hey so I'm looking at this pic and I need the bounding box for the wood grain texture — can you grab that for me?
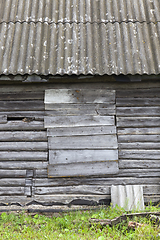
[45,115,115,128]
[119,150,160,159]
[48,135,118,149]
[118,135,160,142]
[35,177,160,187]
[0,121,44,130]
[0,101,44,111]
[119,160,160,169]
[119,142,160,149]
[45,89,115,104]
[45,103,115,110]
[48,161,119,177]
[35,169,160,178]
[49,150,118,164]
[34,185,110,195]
[0,142,47,151]
[47,126,116,137]
[117,169,160,178]
[0,161,48,169]
[117,107,160,116]
[45,108,115,116]
[0,131,47,141]
[0,92,44,100]
[118,127,160,135]
[116,98,160,106]
[117,117,160,127]
[33,185,160,196]
[0,170,26,178]
[2,111,45,119]
[0,151,47,161]
[0,179,25,186]
[33,194,110,204]
[116,89,160,98]
[0,187,24,196]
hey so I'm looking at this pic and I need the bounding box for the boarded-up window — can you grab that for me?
[44,89,118,177]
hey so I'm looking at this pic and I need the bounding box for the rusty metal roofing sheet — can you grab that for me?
[0,0,160,24]
[0,21,160,75]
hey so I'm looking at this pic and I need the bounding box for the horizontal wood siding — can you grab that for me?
[116,87,160,205]
[0,86,47,201]
[0,82,160,205]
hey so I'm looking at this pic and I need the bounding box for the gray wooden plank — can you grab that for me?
[49,150,118,164]
[0,92,44,100]
[119,160,160,169]
[0,187,24,196]
[45,103,115,110]
[119,150,160,159]
[2,111,45,118]
[117,107,160,116]
[0,170,26,178]
[116,89,160,98]
[47,126,116,137]
[118,134,160,142]
[0,131,47,141]
[143,185,160,195]
[45,89,115,104]
[33,185,160,197]
[0,161,48,169]
[119,142,160,149]
[0,196,28,203]
[48,135,118,149]
[35,177,160,187]
[0,152,47,161]
[35,169,48,178]
[45,108,115,116]
[0,115,7,123]
[48,161,119,177]
[33,194,110,204]
[34,185,110,195]
[0,101,44,111]
[118,127,160,135]
[117,169,160,177]
[0,142,47,151]
[35,168,160,178]
[0,179,25,186]
[116,98,160,106]
[0,121,44,130]
[45,115,115,128]
[117,117,160,127]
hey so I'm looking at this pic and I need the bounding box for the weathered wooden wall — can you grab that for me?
[0,79,160,205]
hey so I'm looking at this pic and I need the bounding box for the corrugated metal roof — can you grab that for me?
[0,0,160,76]
[1,0,160,23]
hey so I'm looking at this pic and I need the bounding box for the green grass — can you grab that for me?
[0,204,160,240]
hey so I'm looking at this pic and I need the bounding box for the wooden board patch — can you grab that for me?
[48,161,119,177]
[49,150,118,164]
[48,135,118,149]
